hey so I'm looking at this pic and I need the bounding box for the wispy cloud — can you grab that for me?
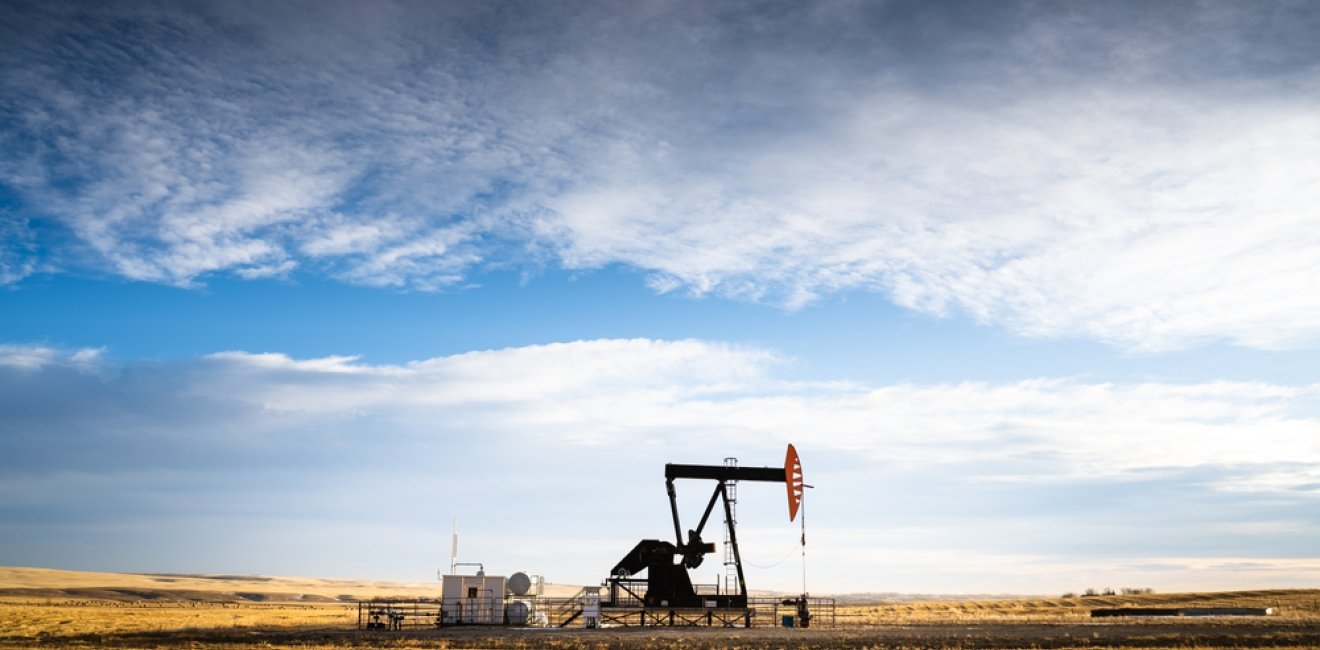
[187,345,1320,487]
[1,339,1316,587]
[0,216,37,285]
[0,343,102,370]
[6,342,1316,485]
[3,2,1319,351]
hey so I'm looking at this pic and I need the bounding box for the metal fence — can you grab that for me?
[357,594,835,630]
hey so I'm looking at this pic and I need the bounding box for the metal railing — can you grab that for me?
[357,593,836,630]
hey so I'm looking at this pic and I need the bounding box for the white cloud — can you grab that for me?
[206,351,372,375]
[200,340,780,428]
[2,338,1318,589]
[538,89,1320,352]
[0,343,103,371]
[87,341,1320,489]
[0,216,38,284]
[4,2,1320,349]
[0,344,59,369]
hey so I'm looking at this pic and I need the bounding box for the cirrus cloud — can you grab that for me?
[3,1,1319,351]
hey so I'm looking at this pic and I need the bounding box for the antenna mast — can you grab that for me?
[449,518,459,575]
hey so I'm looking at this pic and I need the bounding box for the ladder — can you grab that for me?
[723,457,739,595]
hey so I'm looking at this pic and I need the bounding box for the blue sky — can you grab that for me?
[2,0,1319,595]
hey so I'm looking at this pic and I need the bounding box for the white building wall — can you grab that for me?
[441,574,506,624]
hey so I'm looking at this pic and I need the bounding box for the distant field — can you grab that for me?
[0,566,583,603]
[0,566,441,603]
[3,567,1319,649]
[847,588,1320,623]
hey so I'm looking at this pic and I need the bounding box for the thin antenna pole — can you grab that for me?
[450,518,459,575]
[800,484,813,597]
[800,488,806,596]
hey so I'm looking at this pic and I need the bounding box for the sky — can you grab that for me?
[2,0,1319,596]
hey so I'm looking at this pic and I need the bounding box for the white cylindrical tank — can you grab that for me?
[508,572,532,596]
[506,600,530,625]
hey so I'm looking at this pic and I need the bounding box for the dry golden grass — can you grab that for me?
[842,588,1320,623]
[4,598,1320,650]
[0,566,585,603]
[3,567,1319,649]
[0,566,440,602]
[0,600,354,638]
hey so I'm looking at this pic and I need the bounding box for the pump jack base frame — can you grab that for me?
[600,606,754,628]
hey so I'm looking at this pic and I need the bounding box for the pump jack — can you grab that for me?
[606,445,805,609]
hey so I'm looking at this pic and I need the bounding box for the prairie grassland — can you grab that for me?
[0,566,440,602]
[4,598,1320,650]
[3,567,1319,649]
[843,588,1320,623]
[0,599,354,638]
[5,594,1320,650]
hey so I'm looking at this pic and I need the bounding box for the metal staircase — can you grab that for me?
[553,586,589,627]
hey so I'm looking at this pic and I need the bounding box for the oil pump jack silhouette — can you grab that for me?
[605,444,806,609]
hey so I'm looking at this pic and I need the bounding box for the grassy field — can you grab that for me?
[0,566,441,603]
[2,567,1318,649]
[846,588,1320,623]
